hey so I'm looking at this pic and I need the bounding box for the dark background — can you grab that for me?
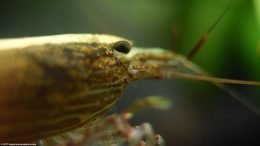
[0,0,260,145]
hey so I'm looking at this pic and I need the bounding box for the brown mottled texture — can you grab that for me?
[0,42,130,141]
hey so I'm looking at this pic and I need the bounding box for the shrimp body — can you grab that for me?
[0,34,132,141]
[0,34,259,142]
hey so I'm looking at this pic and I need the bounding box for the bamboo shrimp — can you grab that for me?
[0,34,259,145]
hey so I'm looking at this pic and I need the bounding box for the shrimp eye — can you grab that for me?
[112,41,131,54]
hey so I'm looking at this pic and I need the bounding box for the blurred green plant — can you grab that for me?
[254,0,260,27]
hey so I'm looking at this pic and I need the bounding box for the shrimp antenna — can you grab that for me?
[187,0,231,60]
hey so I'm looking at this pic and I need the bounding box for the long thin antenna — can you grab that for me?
[165,71,260,116]
[187,0,231,60]
[165,72,260,86]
